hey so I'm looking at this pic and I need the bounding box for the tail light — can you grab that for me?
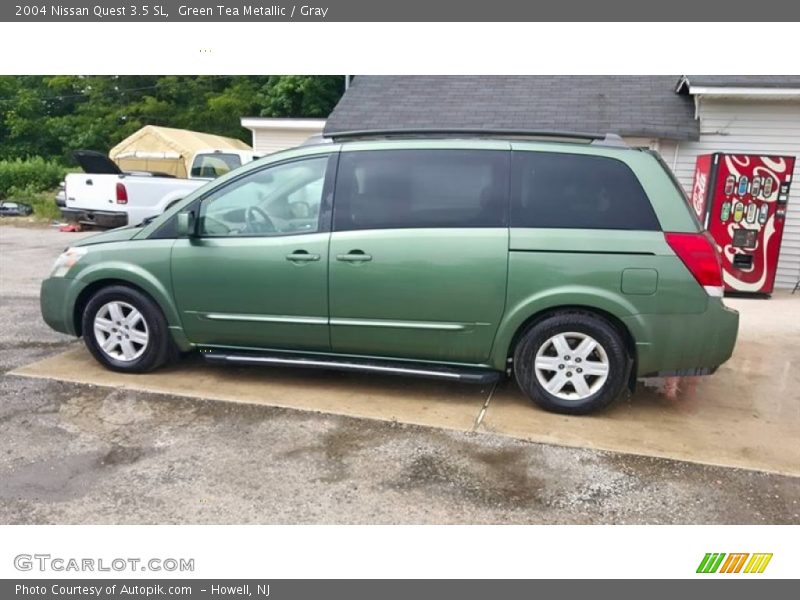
[115,182,128,204]
[665,231,724,297]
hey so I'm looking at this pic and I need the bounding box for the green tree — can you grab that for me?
[259,75,346,118]
[0,75,345,164]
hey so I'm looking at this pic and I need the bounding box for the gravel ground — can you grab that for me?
[1,224,798,524]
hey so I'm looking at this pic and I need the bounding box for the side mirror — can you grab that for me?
[176,211,196,237]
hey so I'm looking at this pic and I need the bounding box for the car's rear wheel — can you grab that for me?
[82,285,175,373]
[513,311,630,414]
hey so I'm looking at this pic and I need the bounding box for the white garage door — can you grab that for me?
[658,98,800,290]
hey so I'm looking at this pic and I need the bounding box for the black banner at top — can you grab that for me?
[4,0,800,21]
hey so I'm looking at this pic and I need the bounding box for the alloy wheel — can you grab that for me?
[533,331,610,401]
[93,301,149,362]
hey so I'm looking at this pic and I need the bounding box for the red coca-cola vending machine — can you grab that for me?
[690,153,795,295]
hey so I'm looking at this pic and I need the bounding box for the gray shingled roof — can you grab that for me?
[677,75,800,91]
[324,76,699,141]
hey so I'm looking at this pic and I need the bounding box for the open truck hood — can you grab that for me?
[73,150,123,175]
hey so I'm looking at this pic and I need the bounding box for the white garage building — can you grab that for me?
[324,76,800,289]
[240,117,326,155]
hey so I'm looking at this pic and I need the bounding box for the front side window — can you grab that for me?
[511,151,660,230]
[333,149,509,231]
[198,156,328,237]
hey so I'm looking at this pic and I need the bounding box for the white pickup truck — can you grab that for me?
[62,149,258,228]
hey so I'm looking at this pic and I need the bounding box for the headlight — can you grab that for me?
[50,247,88,277]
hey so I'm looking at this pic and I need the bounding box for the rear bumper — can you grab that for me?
[60,207,127,228]
[625,298,739,377]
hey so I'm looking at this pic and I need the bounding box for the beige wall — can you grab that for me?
[250,128,324,155]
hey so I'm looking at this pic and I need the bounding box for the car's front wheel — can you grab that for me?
[81,285,175,373]
[513,311,630,414]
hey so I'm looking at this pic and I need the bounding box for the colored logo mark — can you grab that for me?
[745,203,757,224]
[751,177,762,197]
[758,203,769,224]
[737,175,749,196]
[696,553,773,574]
[724,175,736,196]
[733,202,745,222]
[720,202,731,222]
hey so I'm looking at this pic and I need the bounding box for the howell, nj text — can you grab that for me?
[209,584,271,596]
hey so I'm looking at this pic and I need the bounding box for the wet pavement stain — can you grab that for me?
[100,444,147,467]
[389,442,545,509]
[280,423,387,484]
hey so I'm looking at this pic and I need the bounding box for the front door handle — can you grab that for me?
[336,250,372,262]
[286,250,320,262]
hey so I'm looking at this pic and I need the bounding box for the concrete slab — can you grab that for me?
[10,348,491,433]
[482,293,800,476]
[9,293,799,477]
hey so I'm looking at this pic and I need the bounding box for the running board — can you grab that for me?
[202,351,501,384]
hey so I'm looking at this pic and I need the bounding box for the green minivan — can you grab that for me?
[41,132,739,414]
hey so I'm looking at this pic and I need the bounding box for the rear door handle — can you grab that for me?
[286,251,320,262]
[336,250,372,262]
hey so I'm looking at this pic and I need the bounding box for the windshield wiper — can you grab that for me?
[137,215,158,227]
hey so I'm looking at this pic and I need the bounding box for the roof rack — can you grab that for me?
[328,128,628,147]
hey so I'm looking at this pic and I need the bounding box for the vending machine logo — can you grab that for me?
[691,170,707,217]
[696,552,773,574]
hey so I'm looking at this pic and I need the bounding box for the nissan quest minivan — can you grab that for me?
[40,131,739,414]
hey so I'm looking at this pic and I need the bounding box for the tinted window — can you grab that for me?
[333,149,509,231]
[511,151,660,230]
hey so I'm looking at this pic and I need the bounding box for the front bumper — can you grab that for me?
[625,298,740,377]
[61,207,127,229]
[40,277,88,336]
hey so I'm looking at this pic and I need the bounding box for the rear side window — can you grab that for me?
[333,149,509,231]
[191,153,243,178]
[511,151,660,230]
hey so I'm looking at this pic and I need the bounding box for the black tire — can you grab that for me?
[513,311,630,415]
[81,285,176,373]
